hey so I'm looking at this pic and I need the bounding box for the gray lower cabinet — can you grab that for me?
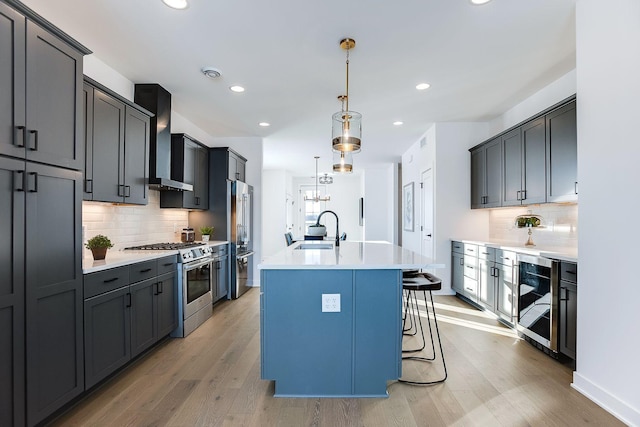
[451,241,517,326]
[83,79,151,205]
[213,254,229,303]
[83,256,178,389]
[559,261,578,360]
[495,250,517,325]
[1,159,83,427]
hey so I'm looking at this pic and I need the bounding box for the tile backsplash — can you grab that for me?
[489,203,577,249]
[83,191,189,250]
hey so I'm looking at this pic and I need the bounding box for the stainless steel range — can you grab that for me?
[125,242,214,337]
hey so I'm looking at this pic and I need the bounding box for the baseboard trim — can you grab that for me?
[572,372,640,426]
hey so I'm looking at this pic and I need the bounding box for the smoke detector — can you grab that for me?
[201,67,222,79]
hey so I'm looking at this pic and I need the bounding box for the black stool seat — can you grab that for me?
[402,272,442,292]
[399,271,447,386]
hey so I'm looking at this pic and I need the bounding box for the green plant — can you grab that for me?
[85,234,114,250]
[200,226,214,236]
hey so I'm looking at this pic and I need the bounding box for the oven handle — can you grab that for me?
[183,257,214,272]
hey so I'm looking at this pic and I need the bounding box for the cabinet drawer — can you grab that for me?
[157,255,178,275]
[84,266,129,299]
[496,249,516,266]
[463,276,478,297]
[478,246,496,261]
[129,260,157,284]
[463,256,478,280]
[463,243,478,257]
[560,262,578,283]
[451,241,464,254]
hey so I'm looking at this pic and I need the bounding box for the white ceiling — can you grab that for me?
[22,0,576,177]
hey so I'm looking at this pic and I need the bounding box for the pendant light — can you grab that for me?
[332,38,362,153]
[333,150,353,173]
[304,156,331,202]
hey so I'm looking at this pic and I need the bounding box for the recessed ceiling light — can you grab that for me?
[470,0,492,4]
[393,121,403,126]
[416,83,431,91]
[201,67,221,79]
[229,85,245,93]
[259,122,270,127]
[162,0,188,10]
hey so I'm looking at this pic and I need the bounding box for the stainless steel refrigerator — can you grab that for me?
[189,149,253,300]
[230,181,253,299]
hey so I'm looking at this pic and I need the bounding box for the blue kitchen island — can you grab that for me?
[258,241,443,397]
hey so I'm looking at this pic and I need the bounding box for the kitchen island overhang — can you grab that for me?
[258,241,444,398]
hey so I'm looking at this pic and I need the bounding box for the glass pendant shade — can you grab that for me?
[333,151,353,173]
[332,110,362,153]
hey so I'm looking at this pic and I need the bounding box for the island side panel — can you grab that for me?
[261,269,354,397]
[353,269,402,395]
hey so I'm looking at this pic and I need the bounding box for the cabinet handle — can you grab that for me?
[574,182,578,195]
[139,268,152,273]
[163,262,174,267]
[126,292,132,308]
[466,248,474,252]
[28,172,38,193]
[521,189,527,200]
[465,287,474,292]
[195,196,200,205]
[84,179,93,193]
[15,126,26,147]
[103,277,119,283]
[459,258,464,266]
[158,282,163,294]
[14,171,25,191]
[564,270,576,275]
[118,185,125,197]
[466,265,474,269]
[235,172,240,180]
[124,185,131,197]
[516,190,521,200]
[28,130,38,151]
[154,283,159,296]
[560,287,569,301]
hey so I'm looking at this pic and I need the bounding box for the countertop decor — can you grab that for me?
[514,213,544,246]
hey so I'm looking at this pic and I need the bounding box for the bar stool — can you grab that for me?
[399,271,448,385]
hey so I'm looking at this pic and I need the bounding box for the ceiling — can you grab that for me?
[22,0,576,177]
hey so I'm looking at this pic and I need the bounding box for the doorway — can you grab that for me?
[420,168,434,260]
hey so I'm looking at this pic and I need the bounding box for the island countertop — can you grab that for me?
[258,240,445,270]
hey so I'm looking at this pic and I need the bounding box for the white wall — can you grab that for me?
[262,169,288,257]
[401,123,490,292]
[363,165,395,242]
[573,1,640,425]
[488,69,577,135]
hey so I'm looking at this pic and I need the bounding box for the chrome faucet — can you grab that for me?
[316,210,340,247]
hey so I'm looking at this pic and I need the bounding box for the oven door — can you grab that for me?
[183,257,213,319]
[517,254,558,351]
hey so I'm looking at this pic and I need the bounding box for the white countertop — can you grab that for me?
[451,238,578,263]
[259,241,445,270]
[83,240,229,274]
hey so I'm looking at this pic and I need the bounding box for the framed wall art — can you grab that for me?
[403,182,414,232]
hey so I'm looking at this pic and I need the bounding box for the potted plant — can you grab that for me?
[85,234,114,260]
[200,226,214,242]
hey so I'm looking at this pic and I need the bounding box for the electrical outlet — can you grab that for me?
[322,293,340,313]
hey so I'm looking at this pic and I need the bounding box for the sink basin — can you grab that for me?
[295,243,334,250]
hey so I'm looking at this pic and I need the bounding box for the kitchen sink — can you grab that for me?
[295,243,334,250]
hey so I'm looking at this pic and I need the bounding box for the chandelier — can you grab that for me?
[332,38,362,154]
[304,156,331,202]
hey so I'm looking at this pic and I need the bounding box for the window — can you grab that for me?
[299,184,328,233]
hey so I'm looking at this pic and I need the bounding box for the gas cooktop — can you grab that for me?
[124,242,205,251]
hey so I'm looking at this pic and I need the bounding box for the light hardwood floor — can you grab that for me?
[49,289,623,426]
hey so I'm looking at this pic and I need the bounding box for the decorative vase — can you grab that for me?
[91,247,108,260]
[202,235,210,242]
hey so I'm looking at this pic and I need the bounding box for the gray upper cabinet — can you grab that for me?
[0,4,26,160]
[546,101,577,203]
[83,79,151,205]
[1,5,84,170]
[160,133,209,209]
[225,149,247,182]
[471,97,575,209]
[471,137,501,209]
[502,122,546,207]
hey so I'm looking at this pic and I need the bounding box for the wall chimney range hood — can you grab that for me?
[134,83,193,191]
